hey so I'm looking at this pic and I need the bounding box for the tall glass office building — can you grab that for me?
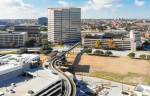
[48,8,81,44]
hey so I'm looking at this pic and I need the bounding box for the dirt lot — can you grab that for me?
[67,53,150,85]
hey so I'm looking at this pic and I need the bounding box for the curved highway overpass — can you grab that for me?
[49,43,80,96]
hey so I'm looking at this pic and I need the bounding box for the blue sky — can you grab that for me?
[0,0,150,19]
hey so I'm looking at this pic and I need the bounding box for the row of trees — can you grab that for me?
[40,40,53,55]
[25,39,36,47]
[93,50,113,56]
[95,40,117,50]
[128,52,150,60]
[84,48,113,56]
[139,54,150,60]
[17,40,53,55]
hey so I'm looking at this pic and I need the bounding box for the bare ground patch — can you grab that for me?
[67,53,150,85]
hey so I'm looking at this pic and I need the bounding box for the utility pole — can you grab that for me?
[122,78,124,96]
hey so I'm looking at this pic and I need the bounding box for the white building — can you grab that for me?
[0,54,40,81]
[0,31,28,47]
[130,30,142,51]
[82,30,142,51]
[82,37,131,50]
[48,8,81,44]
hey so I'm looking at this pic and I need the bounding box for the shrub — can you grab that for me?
[40,45,53,55]
[105,51,113,56]
[93,50,104,56]
[42,50,52,55]
[84,48,92,54]
[128,52,135,58]
[17,48,28,54]
[140,54,146,60]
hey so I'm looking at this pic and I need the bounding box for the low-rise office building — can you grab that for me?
[82,37,131,50]
[14,25,40,41]
[82,30,142,50]
[0,31,28,47]
[0,54,40,82]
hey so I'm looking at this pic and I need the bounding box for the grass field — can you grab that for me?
[0,51,17,55]
[52,45,64,48]
[67,53,150,85]
[85,71,150,85]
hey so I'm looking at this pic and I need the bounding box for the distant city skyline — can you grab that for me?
[0,0,150,19]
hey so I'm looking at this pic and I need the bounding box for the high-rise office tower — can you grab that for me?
[48,8,81,44]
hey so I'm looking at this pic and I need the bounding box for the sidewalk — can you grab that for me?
[76,75,134,96]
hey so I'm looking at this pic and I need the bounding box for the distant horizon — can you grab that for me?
[0,18,150,20]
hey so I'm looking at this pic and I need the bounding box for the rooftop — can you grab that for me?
[0,54,39,75]
[0,68,61,96]
[48,7,81,10]
[14,24,40,27]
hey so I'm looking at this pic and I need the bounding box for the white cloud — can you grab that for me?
[82,0,122,11]
[0,0,40,19]
[58,0,70,7]
[134,0,145,6]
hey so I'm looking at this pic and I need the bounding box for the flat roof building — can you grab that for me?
[0,54,63,96]
[0,68,62,96]
[82,30,142,50]
[14,25,40,41]
[82,37,131,50]
[0,31,28,47]
[48,8,81,44]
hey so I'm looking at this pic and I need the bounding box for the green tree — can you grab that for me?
[128,52,135,58]
[40,44,53,55]
[95,40,102,49]
[17,48,28,54]
[97,26,106,32]
[84,48,92,54]
[40,27,48,31]
[25,39,36,47]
